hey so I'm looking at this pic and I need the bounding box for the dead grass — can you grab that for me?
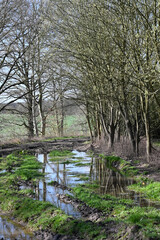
[93,137,160,167]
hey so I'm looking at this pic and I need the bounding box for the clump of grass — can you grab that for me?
[0,152,43,187]
[76,176,89,181]
[73,185,133,212]
[75,162,91,167]
[153,141,160,147]
[48,150,75,162]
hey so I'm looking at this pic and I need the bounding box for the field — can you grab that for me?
[0,113,89,141]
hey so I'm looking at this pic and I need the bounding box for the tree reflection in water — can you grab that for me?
[0,216,33,240]
[89,157,134,196]
[35,151,159,214]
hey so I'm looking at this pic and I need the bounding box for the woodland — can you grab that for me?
[0,1,160,239]
[1,0,160,160]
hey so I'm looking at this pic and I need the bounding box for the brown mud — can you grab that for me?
[0,137,90,156]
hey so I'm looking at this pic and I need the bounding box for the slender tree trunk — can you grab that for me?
[140,90,151,162]
[28,98,34,138]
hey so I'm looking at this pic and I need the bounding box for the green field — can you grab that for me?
[0,113,89,141]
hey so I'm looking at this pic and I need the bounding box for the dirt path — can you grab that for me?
[0,137,90,156]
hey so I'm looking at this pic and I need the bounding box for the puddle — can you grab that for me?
[36,150,160,212]
[0,215,34,240]
[35,150,92,218]
[0,150,160,238]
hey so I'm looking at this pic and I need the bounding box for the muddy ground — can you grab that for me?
[0,137,90,156]
[0,137,159,240]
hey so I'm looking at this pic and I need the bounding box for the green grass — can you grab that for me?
[0,113,89,141]
[0,113,27,139]
[128,181,160,202]
[0,188,107,239]
[0,152,44,186]
[153,141,160,147]
[48,150,76,162]
[72,184,160,238]
[74,162,91,167]
[75,176,90,181]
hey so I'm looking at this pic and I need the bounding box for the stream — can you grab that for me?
[1,150,160,239]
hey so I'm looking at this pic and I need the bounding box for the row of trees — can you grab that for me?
[48,0,160,161]
[0,0,68,137]
[0,0,160,161]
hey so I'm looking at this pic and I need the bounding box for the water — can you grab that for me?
[1,149,160,238]
[35,150,92,218]
[36,150,160,211]
[0,215,34,240]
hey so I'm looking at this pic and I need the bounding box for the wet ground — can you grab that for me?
[35,150,160,212]
[1,149,160,239]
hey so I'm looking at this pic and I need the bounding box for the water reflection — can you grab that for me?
[35,150,160,217]
[0,216,34,240]
[35,151,84,218]
[93,157,134,195]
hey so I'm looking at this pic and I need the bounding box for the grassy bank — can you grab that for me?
[72,184,160,239]
[128,179,160,202]
[0,192,107,240]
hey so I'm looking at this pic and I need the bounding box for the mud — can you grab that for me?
[0,137,90,156]
[56,194,106,221]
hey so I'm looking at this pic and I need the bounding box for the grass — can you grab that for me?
[0,187,107,239]
[74,162,91,167]
[1,150,160,239]
[75,176,90,181]
[0,151,107,239]
[43,136,87,141]
[153,141,160,147]
[72,184,160,239]
[0,113,89,141]
[128,180,160,202]
[0,152,44,188]
[48,150,76,162]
